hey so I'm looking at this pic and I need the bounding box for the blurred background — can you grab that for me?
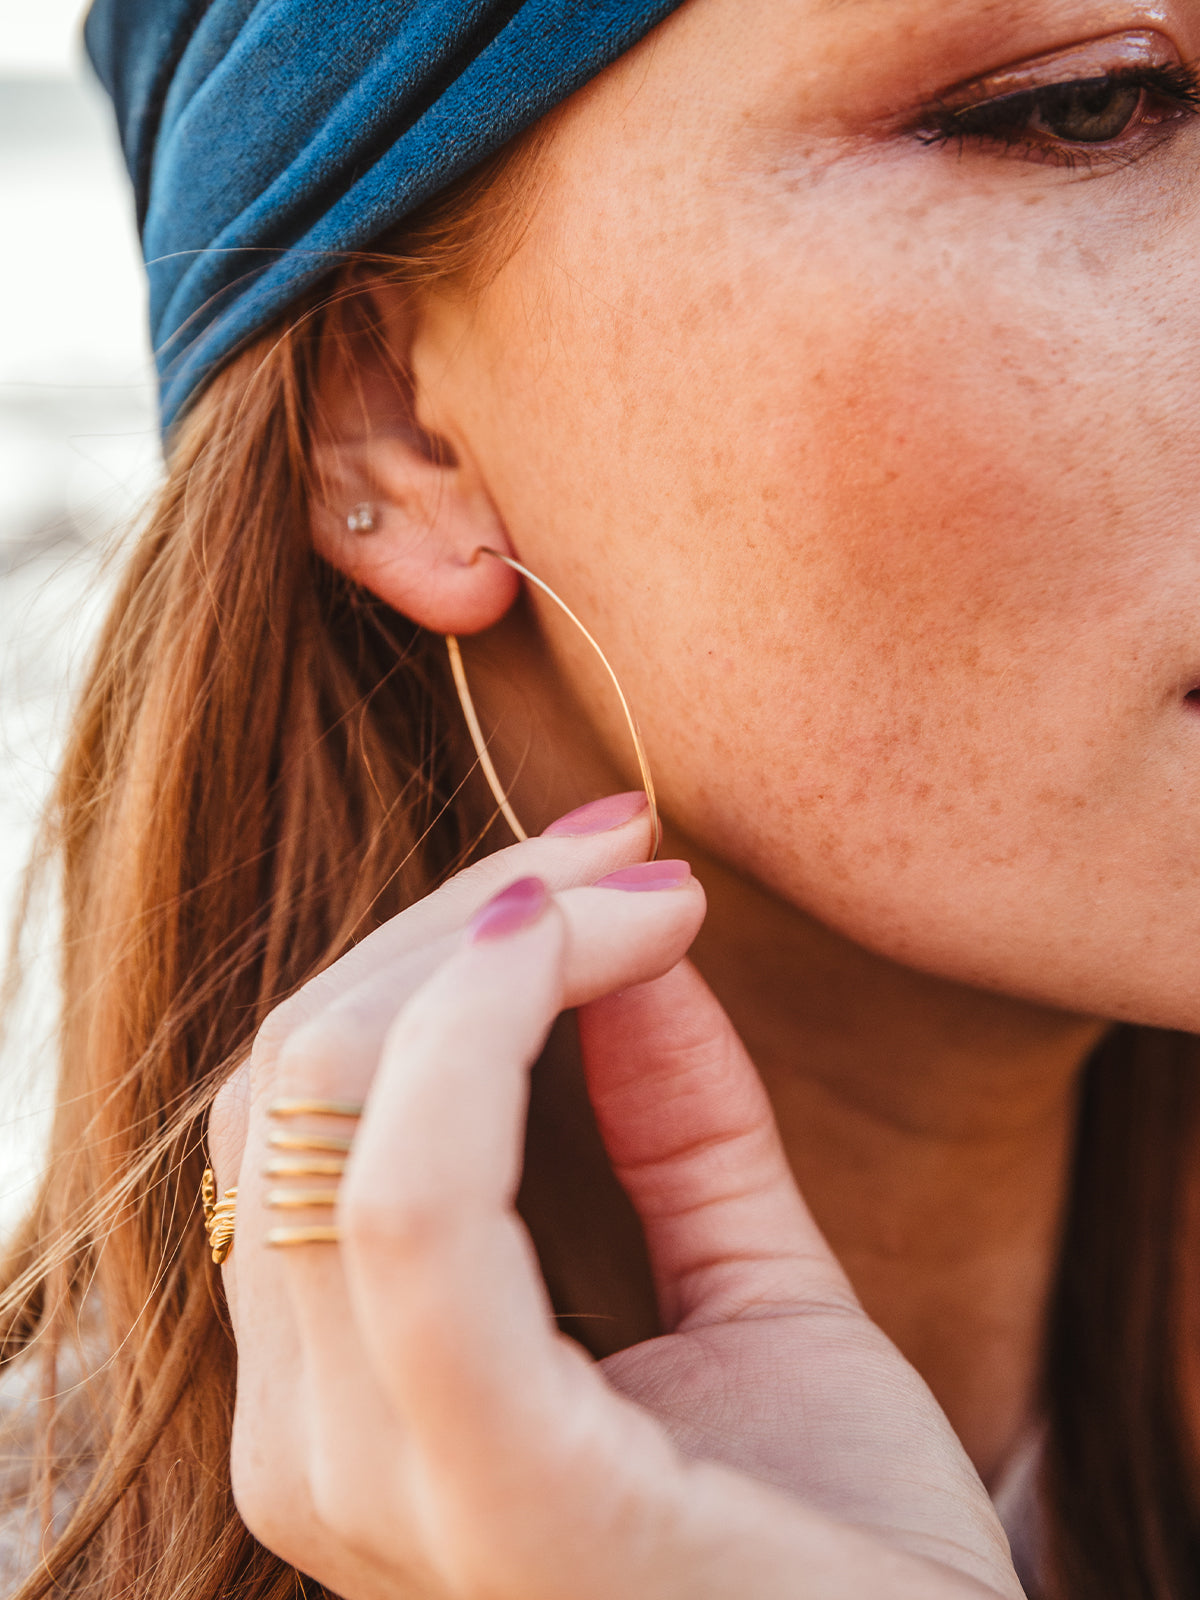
[0,0,159,1228]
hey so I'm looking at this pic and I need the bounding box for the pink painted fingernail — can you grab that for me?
[542,791,648,837]
[468,877,550,942]
[593,859,692,892]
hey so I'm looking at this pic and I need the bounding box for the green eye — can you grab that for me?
[1028,78,1143,143]
[922,61,1200,160]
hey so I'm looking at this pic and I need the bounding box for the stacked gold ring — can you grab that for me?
[264,1098,363,1248]
[201,1099,363,1260]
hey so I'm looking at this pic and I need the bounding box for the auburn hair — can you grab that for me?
[2,128,1200,1600]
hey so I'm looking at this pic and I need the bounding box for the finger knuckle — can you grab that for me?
[252,993,312,1071]
[273,1010,361,1102]
[229,1433,310,1561]
[208,1064,251,1161]
[306,1460,447,1595]
[305,1456,399,1566]
[306,1456,368,1545]
[340,1182,454,1265]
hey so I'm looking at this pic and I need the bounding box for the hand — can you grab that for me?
[584,964,1019,1577]
[210,806,1024,1600]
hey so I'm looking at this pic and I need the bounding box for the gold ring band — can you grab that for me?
[267,1099,363,1119]
[265,1156,347,1178]
[266,1225,341,1248]
[265,1188,340,1209]
[253,1104,360,1250]
[268,1131,353,1154]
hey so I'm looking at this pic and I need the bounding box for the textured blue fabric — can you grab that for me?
[84,0,686,432]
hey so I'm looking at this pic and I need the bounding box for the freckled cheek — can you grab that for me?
[469,233,1171,831]
[696,299,1154,769]
[783,332,1093,628]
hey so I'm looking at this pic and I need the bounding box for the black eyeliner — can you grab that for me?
[918,59,1200,149]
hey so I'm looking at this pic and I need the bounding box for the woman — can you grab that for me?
[2,0,1199,1594]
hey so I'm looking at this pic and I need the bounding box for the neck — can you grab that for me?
[465,624,1106,1480]
[682,839,1105,1484]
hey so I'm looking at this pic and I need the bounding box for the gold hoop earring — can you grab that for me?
[445,549,660,859]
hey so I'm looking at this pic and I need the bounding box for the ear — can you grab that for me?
[309,280,519,635]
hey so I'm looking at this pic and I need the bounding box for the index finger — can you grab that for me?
[260,791,654,1042]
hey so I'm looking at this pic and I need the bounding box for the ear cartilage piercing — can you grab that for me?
[346,502,377,533]
[446,548,660,859]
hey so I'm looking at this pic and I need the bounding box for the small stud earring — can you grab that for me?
[346,503,377,533]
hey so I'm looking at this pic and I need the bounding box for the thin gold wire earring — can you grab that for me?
[445,548,661,859]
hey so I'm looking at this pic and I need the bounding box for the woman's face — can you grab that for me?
[416,0,1200,1030]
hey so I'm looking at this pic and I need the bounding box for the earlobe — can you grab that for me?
[307,284,520,636]
[312,445,519,636]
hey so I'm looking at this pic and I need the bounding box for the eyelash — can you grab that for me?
[918,61,1200,168]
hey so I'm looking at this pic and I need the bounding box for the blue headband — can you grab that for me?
[84,0,686,433]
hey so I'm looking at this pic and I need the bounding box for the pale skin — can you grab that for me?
[211,0,1200,1591]
[212,834,1024,1598]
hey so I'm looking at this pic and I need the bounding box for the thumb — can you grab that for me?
[577,960,858,1332]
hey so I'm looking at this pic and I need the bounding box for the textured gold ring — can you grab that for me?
[202,1167,237,1265]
